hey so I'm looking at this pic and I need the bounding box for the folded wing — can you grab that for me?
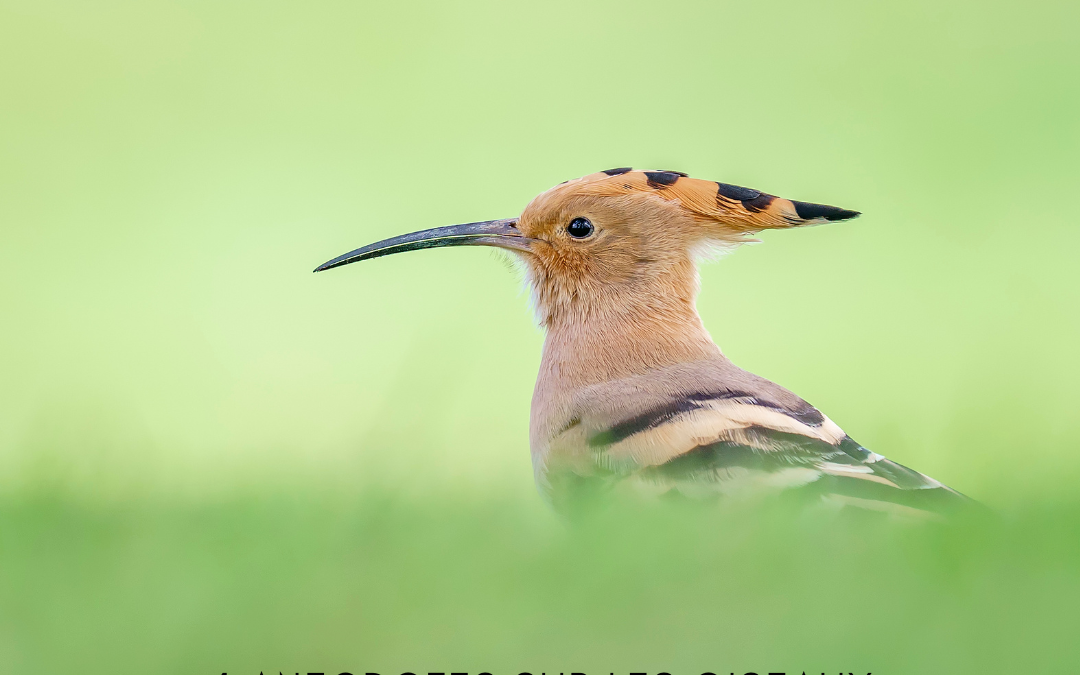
[542,374,970,519]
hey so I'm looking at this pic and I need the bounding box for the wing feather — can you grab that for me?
[546,391,970,518]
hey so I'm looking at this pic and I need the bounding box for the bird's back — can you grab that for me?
[532,357,970,519]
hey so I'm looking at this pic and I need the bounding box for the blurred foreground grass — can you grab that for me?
[1,486,1078,674]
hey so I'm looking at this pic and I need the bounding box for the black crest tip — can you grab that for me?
[791,200,861,222]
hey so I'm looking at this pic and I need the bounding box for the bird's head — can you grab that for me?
[315,169,859,326]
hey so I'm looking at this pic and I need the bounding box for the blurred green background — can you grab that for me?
[1,1,1078,673]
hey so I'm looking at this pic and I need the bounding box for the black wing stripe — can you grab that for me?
[587,392,823,448]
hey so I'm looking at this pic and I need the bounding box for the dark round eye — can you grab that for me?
[567,217,594,239]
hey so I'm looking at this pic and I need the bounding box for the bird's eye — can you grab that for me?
[567,217,594,239]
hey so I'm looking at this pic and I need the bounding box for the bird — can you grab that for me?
[315,168,971,520]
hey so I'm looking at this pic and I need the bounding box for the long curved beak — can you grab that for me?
[313,218,533,273]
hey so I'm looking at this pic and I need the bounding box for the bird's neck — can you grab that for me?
[529,293,721,452]
[528,257,724,450]
[535,293,721,399]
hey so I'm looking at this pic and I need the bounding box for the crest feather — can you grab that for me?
[572,169,860,233]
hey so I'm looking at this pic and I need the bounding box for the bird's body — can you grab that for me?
[533,353,963,518]
[317,168,971,519]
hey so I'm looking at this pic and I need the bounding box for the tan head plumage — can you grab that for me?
[513,168,859,328]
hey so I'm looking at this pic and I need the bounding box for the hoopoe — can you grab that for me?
[316,169,970,519]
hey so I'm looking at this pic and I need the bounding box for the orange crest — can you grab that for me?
[529,167,859,235]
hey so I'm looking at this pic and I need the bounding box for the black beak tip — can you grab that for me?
[313,257,349,273]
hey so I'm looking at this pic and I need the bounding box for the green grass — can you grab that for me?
[1,490,1078,673]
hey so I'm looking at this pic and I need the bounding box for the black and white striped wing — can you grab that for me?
[543,391,970,518]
